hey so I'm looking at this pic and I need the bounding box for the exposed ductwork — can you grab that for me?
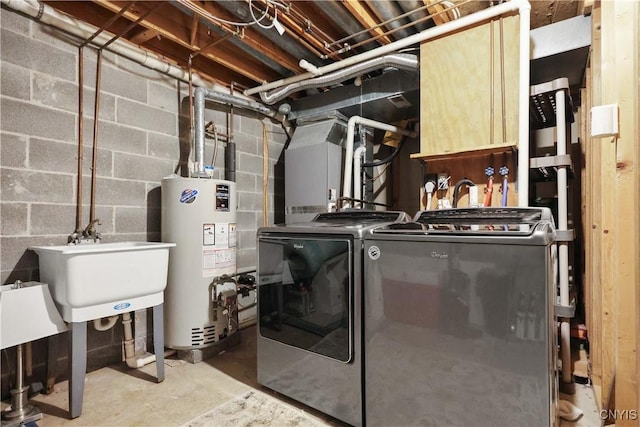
[171,0,306,76]
[245,0,530,98]
[366,1,415,40]
[319,1,382,51]
[259,53,418,105]
[192,87,287,177]
[397,0,433,33]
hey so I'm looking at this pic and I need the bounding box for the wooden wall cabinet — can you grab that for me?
[412,15,521,161]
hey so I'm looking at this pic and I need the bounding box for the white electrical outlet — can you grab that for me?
[590,104,618,137]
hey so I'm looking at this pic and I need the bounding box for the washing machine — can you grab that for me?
[364,207,558,427]
[256,210,409,427]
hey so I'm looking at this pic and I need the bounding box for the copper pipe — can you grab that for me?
[188,55,194,174]
[227,83,236,182]
[101,1,166,51]
[79,2,136,48]
[191,32,234,59]
[324,0,471,59]
[76,46,84,232]
[287,3,336,47]
[326,1,438,50]
[249,0,326,55]
[90,49,103,224]
[76,3,136,231]
[176,0,239,35]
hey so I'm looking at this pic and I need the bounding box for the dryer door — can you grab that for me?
[258,235,353,362]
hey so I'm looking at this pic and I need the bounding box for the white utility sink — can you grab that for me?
[30,242,175,322]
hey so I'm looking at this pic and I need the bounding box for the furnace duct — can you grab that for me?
[259,54,419,105]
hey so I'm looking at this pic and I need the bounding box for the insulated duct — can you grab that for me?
[260,54,418,105]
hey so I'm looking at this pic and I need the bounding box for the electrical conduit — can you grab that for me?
[344,116,417,209]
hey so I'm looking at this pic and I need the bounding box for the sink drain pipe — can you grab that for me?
[92,316,119,332]
[121,312,175,368]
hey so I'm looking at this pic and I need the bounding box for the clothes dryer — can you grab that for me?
[257,211,409,426]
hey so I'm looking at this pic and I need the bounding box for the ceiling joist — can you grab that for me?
[341,0,393,45]
[39,0,583,95]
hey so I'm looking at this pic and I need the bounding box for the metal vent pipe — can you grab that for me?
[259,54,418,105]
[192,87,285,177]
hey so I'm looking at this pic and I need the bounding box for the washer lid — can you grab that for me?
[414,207,552,226]
[312,210,410,226]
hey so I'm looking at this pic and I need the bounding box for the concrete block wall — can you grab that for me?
[0,7,286,398]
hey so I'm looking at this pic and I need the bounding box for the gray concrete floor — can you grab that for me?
[4,325,600,427]
[5,326,345,427]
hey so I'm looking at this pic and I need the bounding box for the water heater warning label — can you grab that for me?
[215,184,230,211]
[216,223,229,245]
[229,223,237,248]
[203,224,215,245]
[202,249,236,277]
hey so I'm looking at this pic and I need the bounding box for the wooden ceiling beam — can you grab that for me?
[423,1,453,26]
[129,28,160,45]
[189,13,199,47]
[341,0,393,45]
[244,0,327,58]
[92,0,281,83]
[143,36,254,89]
[198,1,304,71]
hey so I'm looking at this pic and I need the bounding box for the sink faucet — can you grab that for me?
[82,219,102,242]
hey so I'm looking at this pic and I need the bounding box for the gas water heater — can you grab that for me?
[162,176,238,349]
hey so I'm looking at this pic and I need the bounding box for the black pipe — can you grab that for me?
[452,179,476,208]
[225,141,236,182]
[362,134,408,168]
